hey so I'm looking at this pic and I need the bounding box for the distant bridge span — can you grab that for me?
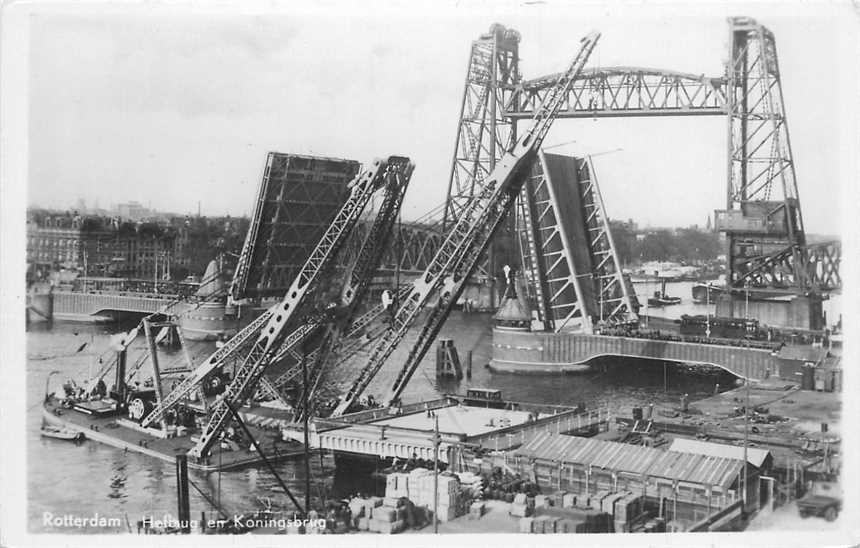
[507,66,728,120]
[491,329,812,381]
[52,291,176,320]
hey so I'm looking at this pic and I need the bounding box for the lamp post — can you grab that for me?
[705,283,711,338]
[742,280,750,511]
[433,413,440,534]
[301,342,311,518]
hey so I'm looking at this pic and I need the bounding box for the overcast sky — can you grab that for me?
[25,3,855,236]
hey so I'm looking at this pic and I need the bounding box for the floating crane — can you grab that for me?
[140,157,413,461]
[332,30,601,416]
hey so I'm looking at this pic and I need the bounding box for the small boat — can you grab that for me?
[647,279,681,307]
[41,425,85,443]
[648,295,682,307]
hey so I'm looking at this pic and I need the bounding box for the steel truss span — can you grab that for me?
[334,31,602,417]
[518,153,637,333]
[231,153,361,301]
[508,66,728,119]
[445,18,840,315]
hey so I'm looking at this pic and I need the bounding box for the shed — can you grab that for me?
[668,438,773,470]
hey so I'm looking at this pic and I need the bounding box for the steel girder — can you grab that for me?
[806,241,841,292]
[723,17,809,292]
[517,152,637,333]
[335,31,601,416]
[507,66,728,119]
[342,220,444,276]
[186,157,409,459]
[442,24,521,232]
[231,153,361,300]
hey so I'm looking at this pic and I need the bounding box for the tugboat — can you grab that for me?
[647,279,681,307]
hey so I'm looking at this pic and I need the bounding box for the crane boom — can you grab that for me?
[141,309,273,427]
[186,157,408,459]
[333,31,601,416]
[294,158,414,419]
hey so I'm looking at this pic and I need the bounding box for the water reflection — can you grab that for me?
[108,459,128,501]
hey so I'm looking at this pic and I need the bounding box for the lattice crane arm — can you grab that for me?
[290,158,414,420]
[178,157,405,459]
[332,31,600,416]
[141,309,274,427]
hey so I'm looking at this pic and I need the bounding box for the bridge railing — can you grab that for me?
[72,277,201,298]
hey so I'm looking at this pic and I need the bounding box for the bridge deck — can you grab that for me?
[52,291,180,319]
[491,329,797,380]
[288,398,609,463]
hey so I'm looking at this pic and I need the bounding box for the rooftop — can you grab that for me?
[370,404,535,437]
[668,437,772,468]
[516,432,747,489]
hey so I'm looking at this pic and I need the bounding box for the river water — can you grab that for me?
[25,281,839,533]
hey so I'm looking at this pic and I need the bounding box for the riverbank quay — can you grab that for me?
[613,379,840,459]
[610,377,841,506]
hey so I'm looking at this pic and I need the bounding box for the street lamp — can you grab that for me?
[742,280,750,511]
[705,283,711,338]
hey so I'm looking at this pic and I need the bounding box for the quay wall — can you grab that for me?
[491,329,780,380]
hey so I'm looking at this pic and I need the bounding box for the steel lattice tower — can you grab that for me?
[720,17,810,293]
[442,24,521,231]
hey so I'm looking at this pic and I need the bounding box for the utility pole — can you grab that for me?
[82,249,88,292]
[705,283,711,338]
[433,413,440,534]
[302,343,311,518]
[742,280,750,511]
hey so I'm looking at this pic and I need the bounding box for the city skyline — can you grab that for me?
[24,5,853,237]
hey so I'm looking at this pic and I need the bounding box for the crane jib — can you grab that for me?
[332,30,601,416]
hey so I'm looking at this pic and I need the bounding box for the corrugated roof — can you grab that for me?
[647,450,744,489]
[668,438,771,468]
[516,433,745,489]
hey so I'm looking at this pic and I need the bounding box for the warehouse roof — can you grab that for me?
[516,433,747,489]
[515,432,663,476]
[668,438,772,469]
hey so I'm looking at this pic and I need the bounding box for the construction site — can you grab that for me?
[34,14,844,536]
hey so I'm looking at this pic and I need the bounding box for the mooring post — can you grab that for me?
[174,454,190,534]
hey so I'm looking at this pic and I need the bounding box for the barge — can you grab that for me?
[42,395,304,472]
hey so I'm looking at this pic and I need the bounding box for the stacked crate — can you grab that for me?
[612,494,642,533]
[368,498,406,534]
[509,493,533,518]
[562,493,577,508]
[590,490,610,511]
[396,470,461,523]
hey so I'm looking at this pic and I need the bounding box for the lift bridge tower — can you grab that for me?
[714,17,832,330]
[442,24,522,309]
[442,23,636,332]
[445,18,840,333]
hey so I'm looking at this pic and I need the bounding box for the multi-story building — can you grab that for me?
[26,218,82,274]
[26,211,250,283]
[27,214,177,281]
[115,201,151,221]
